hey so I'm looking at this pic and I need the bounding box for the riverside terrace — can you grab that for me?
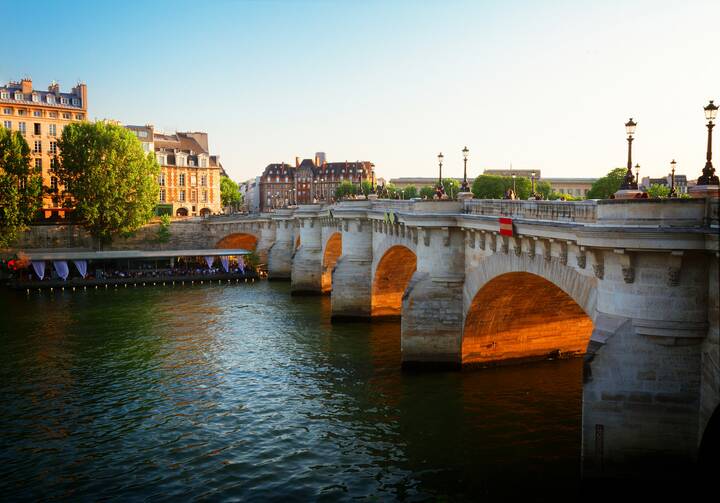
[3,249,257,291]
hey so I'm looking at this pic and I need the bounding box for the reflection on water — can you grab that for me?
[0,282,584,501]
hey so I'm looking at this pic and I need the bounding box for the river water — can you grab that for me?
[0,282,584,501]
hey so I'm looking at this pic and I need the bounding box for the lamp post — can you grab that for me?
[698,100,719,185]
[620,118,638,189]
[635,164,641,189]
[461,146,470,192]
[670,159,677,197]
[531,171,536,198]
[371,169,375,193]
[512,173,516,194]
[437,152,445,196]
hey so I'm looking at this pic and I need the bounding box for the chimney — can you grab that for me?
[21,78,33,94]
[295,156,300,168]
[314,154,319,167]
[72,82,88,110]
[48,81,60,94]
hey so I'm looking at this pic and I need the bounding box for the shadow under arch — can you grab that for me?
[322,232,342,294]
[463,272,594,367]
[216,233,258,250]
[372,245,417,317]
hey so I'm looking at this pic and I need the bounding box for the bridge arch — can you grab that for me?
[321,232,342,293]
[372,245,417,317]
[462,252,597,366]
[216,233,259,250]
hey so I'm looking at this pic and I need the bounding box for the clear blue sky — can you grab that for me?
[2,0,718,182]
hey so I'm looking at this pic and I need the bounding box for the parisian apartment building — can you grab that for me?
[260,153,374,211]
[126,125,222,217]
[0,78,87,214]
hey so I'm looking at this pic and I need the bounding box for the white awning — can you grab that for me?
[21,249,251,261]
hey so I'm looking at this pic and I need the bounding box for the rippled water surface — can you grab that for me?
[0,282,583,501]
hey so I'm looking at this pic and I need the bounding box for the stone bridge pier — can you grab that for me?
[291,205,324,294]
[268,209,296,279]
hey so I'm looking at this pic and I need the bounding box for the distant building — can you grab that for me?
[1,77,87,211]
[240,176,261,214]
[390,177,470,188]
[541,178,597,198]
[640,174,688,194]
[126,125,222,216]
[259,155,374,211]
[483,169,540,179]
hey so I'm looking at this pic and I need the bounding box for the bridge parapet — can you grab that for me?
[464,199,597,223]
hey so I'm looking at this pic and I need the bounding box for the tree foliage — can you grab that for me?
[55,121,160,246]
[360,180,373,196]
[220,175,242,210]
[156,214,171,243]
[402,185,418,199]
[535,180,553,199]
[647,183,671,198]
[441,178,461,199]
[419,186,436,199]
[471,175,531,199]
[0,128,42,247]
[335,181,357,199]
[586,167,627,199]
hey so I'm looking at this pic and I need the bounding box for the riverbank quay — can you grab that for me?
[1,248,258,291]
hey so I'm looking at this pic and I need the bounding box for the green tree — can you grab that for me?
[55,121,160,247]
[156,214,171,243]
[335,181,356,199]
[419,186,436,200]
[360,180,373,196]
[535,180,553,199]
[442,178,461,199]
[0,128,42,247]
[647,183,671,198]
[471,175,531,199]
[220,175,242,211]
[384,182,399,198]
[586,167,627,199]
[402,185,418,199]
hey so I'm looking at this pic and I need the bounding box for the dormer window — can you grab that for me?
[32,94,39,102]
[157,154,166,165]
[72,98,80,106]
[60,97,68,105]
[188,159,195,167]
[46,95,55,104]
[14,92,23,100]
[0,91,8,100]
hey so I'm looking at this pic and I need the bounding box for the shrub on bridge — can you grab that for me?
[419,186,436,200]
[335,181,357,200]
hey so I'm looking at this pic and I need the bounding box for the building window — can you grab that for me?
[157,154,165,165]
[33,110,42,117]
[177,156,185,167]
[200,157,208,168]
[191,175,197,186]
[48,111,57,118]
[17,109,26,116]
[188,159,195,167]
[2,107,11,115]
[178,173,185,186]
[179,190,185,202]
[62,112,71,119]
[75,113,84,120]
[18,122,26,134]
[201,175,207,187]
[72,98,80,106]
[14,92,23,100]
[34,123,41,135]
[35,158,42,170]
[19,177,26,189]
[2,120,10,129]
[50,177,58,190]
[0,91,8,99]
[191,190,196,202]
[159,173,165,186]
[32,94,39,103]
[34,140,41,153]
[49,124,56,136]
[60,97,68,105]
[159,189,166,202]
[46,95,55,104]
[49,141,57,154]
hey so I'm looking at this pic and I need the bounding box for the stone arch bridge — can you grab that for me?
[262,197,719,474]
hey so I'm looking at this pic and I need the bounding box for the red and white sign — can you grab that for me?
[499,217,513,236]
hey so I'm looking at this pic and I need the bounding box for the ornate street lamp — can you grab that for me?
[461,146,470,192]
[698,100,719,185]
[620,118,638,189]
[669,159,677,197]
[371,169,375,193]
[635,164,640,188]
[437,152,445,196]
